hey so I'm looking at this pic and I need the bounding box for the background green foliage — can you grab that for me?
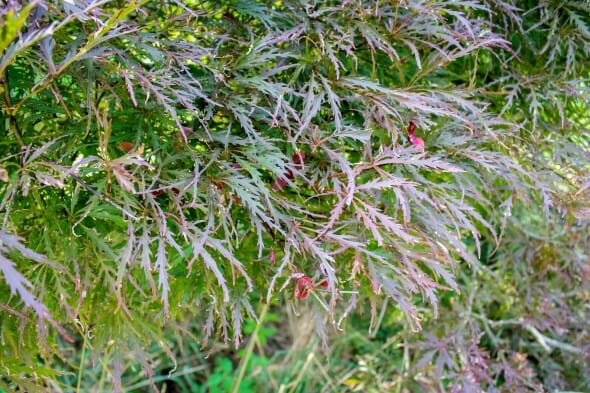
[1,0,589,391]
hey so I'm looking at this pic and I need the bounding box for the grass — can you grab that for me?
[101,303,417,393]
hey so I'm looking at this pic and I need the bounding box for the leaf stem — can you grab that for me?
[76,327,88,393]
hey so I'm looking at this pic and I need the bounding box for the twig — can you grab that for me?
[471,313,581,354]
[524,324,581,354]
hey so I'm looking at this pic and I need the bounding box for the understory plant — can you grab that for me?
[0,0,588,391]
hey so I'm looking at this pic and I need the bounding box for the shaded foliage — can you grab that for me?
[0,0,588,391]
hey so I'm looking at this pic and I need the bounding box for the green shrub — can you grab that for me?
[0,0,588,391]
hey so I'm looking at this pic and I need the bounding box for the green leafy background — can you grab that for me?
[0,0,588,391]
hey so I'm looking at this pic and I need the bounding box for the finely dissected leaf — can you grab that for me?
[355,199,418,245]
[156,237,170,314]
[0,232,71,342]
[0,254,48,318]
[0,0,588,390]
[0,2,35,53]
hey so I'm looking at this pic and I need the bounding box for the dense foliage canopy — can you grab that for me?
[1,0,589,391]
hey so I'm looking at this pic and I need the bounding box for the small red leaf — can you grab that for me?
[410,135,425,151]
[292,151,306,165]
[118,141,134,153]
[295,276,314,299]
[408,120,416,136]
[273,177,287,191]
[407,121,424,151]
[295,286,310,299]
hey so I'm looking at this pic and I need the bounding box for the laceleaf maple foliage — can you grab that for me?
[0,0,588,391]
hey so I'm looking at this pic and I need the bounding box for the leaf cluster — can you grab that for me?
[0,0,588,391]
